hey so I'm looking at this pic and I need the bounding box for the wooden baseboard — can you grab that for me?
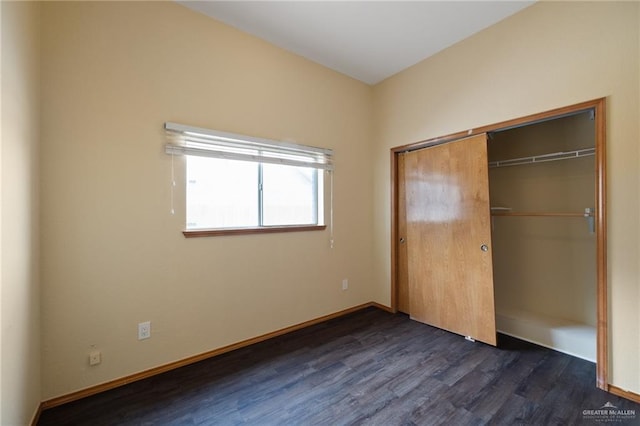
[30,402,43,426]
[41,302,388,410]
[369,301,394,313]
[608,384,640,404]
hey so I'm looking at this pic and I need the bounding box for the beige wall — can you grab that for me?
[1,1,42,424]
[372,1,640,392]
[40,1,373,399]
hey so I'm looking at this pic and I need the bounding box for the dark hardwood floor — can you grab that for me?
[38,307,640,425]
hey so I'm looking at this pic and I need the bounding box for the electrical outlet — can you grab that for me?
[138,321,151,340]
[342,279,349,291]
[89,350,101,366]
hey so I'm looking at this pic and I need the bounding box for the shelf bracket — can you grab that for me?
[585,208,595,234]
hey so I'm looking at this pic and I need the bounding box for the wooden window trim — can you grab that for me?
[183,224,326,238]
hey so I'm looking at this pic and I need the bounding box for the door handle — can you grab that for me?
[400,237,406,244]
[480,244,489,252]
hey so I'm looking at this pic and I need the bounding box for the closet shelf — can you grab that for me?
[489,147,595,168]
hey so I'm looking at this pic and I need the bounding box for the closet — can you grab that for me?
[488,110,596,362]
[393,99,605,384]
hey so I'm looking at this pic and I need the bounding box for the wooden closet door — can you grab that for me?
[404,134,497,345]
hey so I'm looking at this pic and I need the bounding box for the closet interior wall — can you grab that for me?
[487,111,596,361]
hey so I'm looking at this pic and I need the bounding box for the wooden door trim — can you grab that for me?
[595,99,607,389]
[390,97,608,389]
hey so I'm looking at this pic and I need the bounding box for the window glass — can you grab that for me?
[262,164,317,226]
[186,157,322,230]
[186,156,259,229]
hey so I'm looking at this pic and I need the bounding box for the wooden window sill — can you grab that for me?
[183,225,326,238]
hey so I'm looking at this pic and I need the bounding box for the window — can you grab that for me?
[186,157,322,229]
[165,122,332,237]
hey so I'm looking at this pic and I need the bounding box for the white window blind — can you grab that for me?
[164,122,333,170]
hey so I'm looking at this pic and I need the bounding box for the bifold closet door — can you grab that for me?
[404,134,497,346]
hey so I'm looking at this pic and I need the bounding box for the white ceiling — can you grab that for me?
[179,1,534,85]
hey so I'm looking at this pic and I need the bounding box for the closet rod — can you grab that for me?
[489,147,595,168]
[491,208,595,232]
[491,211,592,217]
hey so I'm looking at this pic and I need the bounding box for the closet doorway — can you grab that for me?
[390,98,607,389]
